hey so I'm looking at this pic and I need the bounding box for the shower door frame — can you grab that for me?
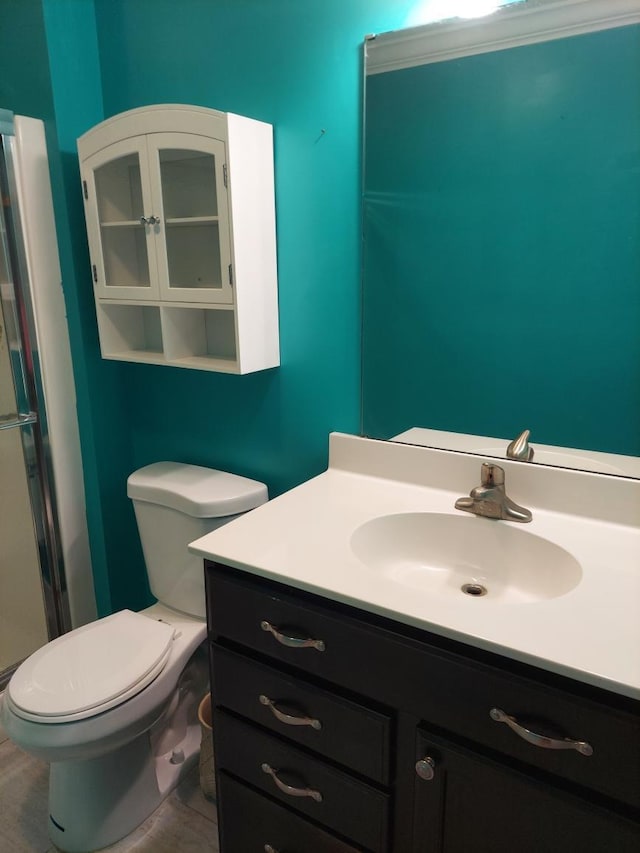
[0,113,70,689]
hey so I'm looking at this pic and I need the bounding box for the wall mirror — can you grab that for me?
[361,0,640,477]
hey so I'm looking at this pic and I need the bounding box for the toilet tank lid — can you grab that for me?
[127,462,268,518]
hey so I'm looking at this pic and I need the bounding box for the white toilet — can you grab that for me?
[1,461,267,853]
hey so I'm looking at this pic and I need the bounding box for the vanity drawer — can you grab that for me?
[214,710,389,852]
[211,644,391,784]
[217,772,364,853]
[206,564,400,693]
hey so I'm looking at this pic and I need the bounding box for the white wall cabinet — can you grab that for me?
[77,105,279,373]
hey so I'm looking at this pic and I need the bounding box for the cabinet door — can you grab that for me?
[81,137,160,300]
[147,133,233,304]
[412,729,640,853]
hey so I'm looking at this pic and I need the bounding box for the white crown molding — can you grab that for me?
[366,0,640,75]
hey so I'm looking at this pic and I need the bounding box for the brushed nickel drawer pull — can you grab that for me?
[490,708,593,756]
[261,762,323,802]
[260,620,326,652]
[259,694,322,730]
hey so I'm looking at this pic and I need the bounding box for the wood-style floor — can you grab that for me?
[0,705,220,852]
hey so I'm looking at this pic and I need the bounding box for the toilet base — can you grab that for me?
[48,718,201,852]
[47,651,208,852]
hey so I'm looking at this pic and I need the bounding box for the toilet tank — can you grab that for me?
[127,462,268,619]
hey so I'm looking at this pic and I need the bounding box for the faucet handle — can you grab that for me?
[507,429,534,462]
[481,463,504,486]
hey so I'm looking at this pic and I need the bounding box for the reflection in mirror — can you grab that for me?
[361,0,640,477]
[393,427,640,477]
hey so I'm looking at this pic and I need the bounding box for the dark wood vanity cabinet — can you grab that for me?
[205,562,640,852]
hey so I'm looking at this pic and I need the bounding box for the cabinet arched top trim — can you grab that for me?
[78,104,251,161]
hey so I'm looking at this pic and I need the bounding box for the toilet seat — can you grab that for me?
[8,610,175,724]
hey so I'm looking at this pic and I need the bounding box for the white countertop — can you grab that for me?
[190,434,640,700]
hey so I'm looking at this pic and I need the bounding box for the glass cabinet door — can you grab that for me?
[148,133,233,304]
[83,137,160,299]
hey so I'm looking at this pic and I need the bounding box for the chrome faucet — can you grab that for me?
[455,463,532,523]
[506,429,534,462]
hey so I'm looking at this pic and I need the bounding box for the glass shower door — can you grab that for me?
[0,134,52,680]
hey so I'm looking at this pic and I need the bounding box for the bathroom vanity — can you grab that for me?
[191,435,640,852]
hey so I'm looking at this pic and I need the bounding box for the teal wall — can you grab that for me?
[0,0,152,614]
[363,25,640,455]
[0,0,53,120]
[10,2,633,617]
[41,0,151,613]
[1,0,418,615]
[91,0,415,500]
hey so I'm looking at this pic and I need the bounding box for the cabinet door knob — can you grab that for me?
[260,620,326,651]
[489,708,593,756]
[259,694,322,730]
[261,762,323,802]
[415,755,436,781]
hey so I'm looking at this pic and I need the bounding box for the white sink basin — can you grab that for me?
[350,513,582,604]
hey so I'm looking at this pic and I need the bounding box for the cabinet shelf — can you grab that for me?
[105,351,167,365]
[169,354,239,373]
[165,216,220,226]
[96,303,163,358]
[99,220,145,228]
[78,104,279,373]
[95,300,240,372]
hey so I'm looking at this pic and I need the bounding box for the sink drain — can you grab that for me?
[461,582,487,597]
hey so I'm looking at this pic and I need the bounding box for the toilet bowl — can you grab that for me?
[0,462,267,853]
